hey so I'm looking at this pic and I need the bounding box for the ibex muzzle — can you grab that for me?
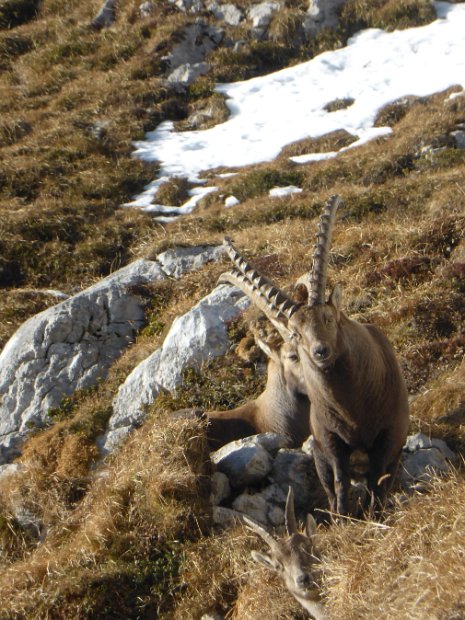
[220,196,410,516]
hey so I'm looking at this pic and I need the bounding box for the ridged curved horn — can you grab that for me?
[220,238,300,339]
[219,269,293,341]
[308,195,341,306]
[243,516,280,554]
[285,486,298,535]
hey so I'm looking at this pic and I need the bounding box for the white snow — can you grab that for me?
[225,195,241,207]
[126,1,465,217]
[269,185,303,198]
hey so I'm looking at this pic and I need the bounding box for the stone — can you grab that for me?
[157,245,225,279]
[451,126,465,149]
[208,1,243,26]
[164,23,224,72]
[210,471,231,505]
[169,0,204,12]
[304,0,345,35]
[247,2,281,29]
[0,259,165,465]
[139,1,154,17]
[400,447,450,490]
[403,432,456,460]
[91,0,117,29]
[224,196,240,208]
[232,484,287,526]
[167,62,211,89]
[212,505,243,527]
[269,448,316,510]
[100,284,249,454]
[0,463,23,481]
[252,432,291,454]
[211,436,274,487]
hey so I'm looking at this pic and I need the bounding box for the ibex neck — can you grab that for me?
[296,596,327,620]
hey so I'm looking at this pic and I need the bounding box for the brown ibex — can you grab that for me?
[205,315,310,450]
[219,196,409,515]
[245,487,326,620]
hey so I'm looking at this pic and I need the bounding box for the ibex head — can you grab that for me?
[219,196,343,372]
[244,487,322,607]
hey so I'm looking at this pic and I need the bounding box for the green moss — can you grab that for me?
[156,353,265,413]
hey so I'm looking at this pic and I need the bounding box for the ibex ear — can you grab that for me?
[328,283,342,320]
[293,282,309,304]
[251,551,280,572]
[305,514,318,539]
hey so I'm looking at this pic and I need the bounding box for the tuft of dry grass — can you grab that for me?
[0,410,211,618]
[321,470,465,619]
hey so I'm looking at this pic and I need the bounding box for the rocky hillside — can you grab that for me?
[0,0,464,618]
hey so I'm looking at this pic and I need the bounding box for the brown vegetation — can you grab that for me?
[0,0,464,617]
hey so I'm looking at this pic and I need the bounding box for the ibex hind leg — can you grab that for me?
[367,433,402,517]
[313,439,351,519]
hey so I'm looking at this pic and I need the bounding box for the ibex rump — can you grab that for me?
[220,196,409,515]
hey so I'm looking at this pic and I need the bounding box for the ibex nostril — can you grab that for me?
[313,344,329,359]
[297,574,311,588]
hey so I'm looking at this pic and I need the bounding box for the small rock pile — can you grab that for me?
[209,431,457,527]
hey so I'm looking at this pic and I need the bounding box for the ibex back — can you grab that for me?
[205,324,310,449]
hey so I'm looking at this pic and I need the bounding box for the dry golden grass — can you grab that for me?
[321,471,465,619]
[0,411,211,618]
[1,0,464,618]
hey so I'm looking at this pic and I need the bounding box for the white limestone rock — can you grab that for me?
[167,62,211,89]
[248,1,281,29]
[169,0,204,12]
[304,0,345,35]
[269,448,316,510]
[164,23,224,71]
[403,432,457,460]
[210,471,231,505]
[232,484,287,526]
[101,284,248,454]
[211,435,274,487]
[157,245,225,279]
[224,195,240,208]
[139,1,154,17]
[0,259,164,464]
[208,1,243,25]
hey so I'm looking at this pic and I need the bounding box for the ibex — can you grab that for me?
[219,196,410,515]
[205,322,310,449]
[245,487,326,620]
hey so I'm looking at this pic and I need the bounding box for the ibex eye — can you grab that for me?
[288,353,299,362]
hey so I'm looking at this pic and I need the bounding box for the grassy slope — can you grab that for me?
[0,0,464,617]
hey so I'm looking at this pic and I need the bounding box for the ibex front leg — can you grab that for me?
[313,434,351,517]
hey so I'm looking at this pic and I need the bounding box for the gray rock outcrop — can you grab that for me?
[100,284,249,454]
[304,0,346,35]
[0,245,227,464]
[157,245,225,279]
[0,259,164,464]
[208,1,243,26]
[164,22,224,87]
